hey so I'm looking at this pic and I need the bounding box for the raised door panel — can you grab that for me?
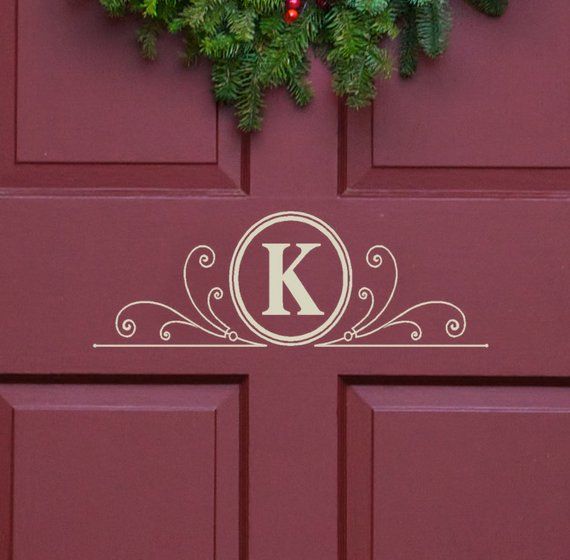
[0,382,244,560]
[342,0,570,194]
[0,0,247,192]
[373,0,569,168]
[343,382,570,560]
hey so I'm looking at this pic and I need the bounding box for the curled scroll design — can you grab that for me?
[320,245,467,346]
[115,245,263,346]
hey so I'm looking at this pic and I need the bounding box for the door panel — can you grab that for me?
[344,382,570,559]
[18,0,216,164]
[1,0,247,192]
[0,382,243,560]
[372,0,570,168]
[343,0,570,195]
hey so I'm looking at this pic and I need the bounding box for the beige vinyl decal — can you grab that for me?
[94,211,487,349]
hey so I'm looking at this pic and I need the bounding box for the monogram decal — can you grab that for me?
[94,211,487,349]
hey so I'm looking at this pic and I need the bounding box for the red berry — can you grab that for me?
[286,0,302,9]
[316,0,329,8]
[284,8,299,23]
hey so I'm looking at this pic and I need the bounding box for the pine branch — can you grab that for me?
[287,73,313,106]
[284,55,313,106]
[212,58,241,102]
[227,9,257,42]
[234,53,266,131]
[398,7,419,78]
[97,0,507,131]
[99,0,127,17]
[416,0,451,58]
[182,31,200,66]
[345,0,389,16]
[464,0,508,17]
[243,0,282,15]
[326,5,391,107]
[137,21,161,60]
[201,33,243,58]
[142,0,158,18]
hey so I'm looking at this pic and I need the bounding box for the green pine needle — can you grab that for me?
[99,0,127,17]
[416,0,452,58]
[398,9,419,78]
[137,21,161,60]
[464,0,508,17]
[98,0,507,131]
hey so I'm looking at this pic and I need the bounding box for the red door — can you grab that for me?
[1,1,569,559]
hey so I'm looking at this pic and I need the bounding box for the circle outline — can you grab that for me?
[229,211,352,346]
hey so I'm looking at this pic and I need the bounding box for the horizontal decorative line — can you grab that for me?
[314,343,489,348]
[93,343,267,348]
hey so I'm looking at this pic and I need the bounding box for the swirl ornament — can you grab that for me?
[109,245,264,347]
[317,245,471,347]
[93,213,486,350]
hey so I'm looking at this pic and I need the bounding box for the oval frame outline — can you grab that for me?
[229,211,353,346]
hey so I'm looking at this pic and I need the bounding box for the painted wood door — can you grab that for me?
[1,1,569,559]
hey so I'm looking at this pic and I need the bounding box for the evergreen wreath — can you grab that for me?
[99,0,508,131]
